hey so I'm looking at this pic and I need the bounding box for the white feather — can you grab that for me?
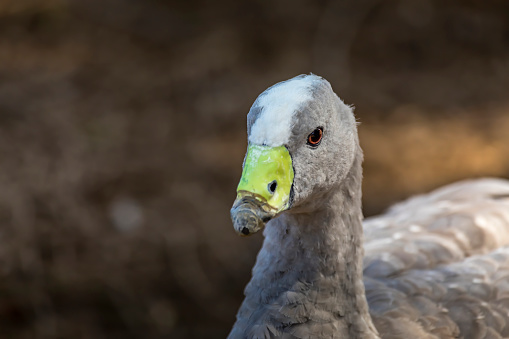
[249,75,319,147]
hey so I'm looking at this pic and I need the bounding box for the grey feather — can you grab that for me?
[228,74,509,339]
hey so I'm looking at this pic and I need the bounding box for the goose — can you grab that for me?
[228,74,509,339]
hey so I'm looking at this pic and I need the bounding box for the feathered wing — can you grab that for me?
[366,247,509,339]
[362,178,509,338]
[363,178,509,278]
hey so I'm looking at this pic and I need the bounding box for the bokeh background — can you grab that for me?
[1,0,509,338]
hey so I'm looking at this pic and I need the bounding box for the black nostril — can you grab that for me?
[268,180,277,194]
[241,227,250,235]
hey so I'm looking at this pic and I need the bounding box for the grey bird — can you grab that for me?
[229,74,509,339]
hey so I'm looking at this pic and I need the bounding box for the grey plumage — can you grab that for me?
[229,74,509,339]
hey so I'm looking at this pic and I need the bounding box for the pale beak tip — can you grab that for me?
[231,198,268,236]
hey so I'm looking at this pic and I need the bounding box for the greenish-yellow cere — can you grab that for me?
[237,144,294,212]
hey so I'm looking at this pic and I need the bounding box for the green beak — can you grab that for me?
[231,144,294,236]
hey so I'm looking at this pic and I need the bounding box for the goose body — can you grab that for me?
[229,74,509,339]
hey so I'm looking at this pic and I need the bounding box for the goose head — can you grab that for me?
[231,74,359,235]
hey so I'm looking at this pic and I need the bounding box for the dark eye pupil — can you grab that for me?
[311,131,320,141]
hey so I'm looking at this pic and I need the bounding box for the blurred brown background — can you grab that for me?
[0,0,508,338]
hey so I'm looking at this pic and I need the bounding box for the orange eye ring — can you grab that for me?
[307,127,323,147]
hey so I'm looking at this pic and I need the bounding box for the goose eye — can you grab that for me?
[307,127,323,147]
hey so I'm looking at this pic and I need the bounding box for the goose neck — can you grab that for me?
[245,152,379,338]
